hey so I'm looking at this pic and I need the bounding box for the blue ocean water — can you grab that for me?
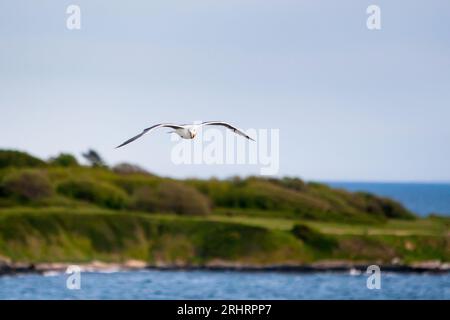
[327,182,450,216]
[0,270,448,300]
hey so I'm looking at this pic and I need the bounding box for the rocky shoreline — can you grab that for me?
[1,258,449,276]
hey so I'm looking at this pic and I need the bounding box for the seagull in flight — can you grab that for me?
[116,121,255,149]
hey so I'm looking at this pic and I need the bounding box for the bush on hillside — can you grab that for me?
[378,197,415,219]
[49,153,79,167]
[1,170,53,201]
[155,181,211,215]
[291,223,338,252]
[113,163,151,175]
[129,181,211,215]
[354,192,415,220]
[130,186,159,212]
[0,150,46,169]
[268,177,307,192]
[203,178,322,213]
[57,179,128,209]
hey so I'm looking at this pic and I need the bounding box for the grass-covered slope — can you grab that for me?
[0,208,306,264]
[0,208,447,264]
[0,149,448,265]
[0,150,415,223]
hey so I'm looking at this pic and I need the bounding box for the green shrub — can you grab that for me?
[354,192,415,220]
[57,179,128,209]
[291,223,338,252]
[268,177,307,192]
[113,163,151,175]
[378,197,415,219]
[189,177,414,222]
[195,178,325,214]
[49,153,79,167]
[130,186,159,212]
[0,150,46,169]
[1,170,53,201]
[130,181,212,215]
[155,181,211,215]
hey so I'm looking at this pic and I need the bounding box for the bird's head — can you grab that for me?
[189,128,197,138]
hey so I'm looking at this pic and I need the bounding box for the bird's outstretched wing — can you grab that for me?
[198,121,255,141]
[116,123,185,148]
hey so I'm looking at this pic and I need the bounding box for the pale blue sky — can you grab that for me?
[1,1,449,181]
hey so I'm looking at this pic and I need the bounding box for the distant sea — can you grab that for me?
[0,270,448,299]
[326,182,450,216]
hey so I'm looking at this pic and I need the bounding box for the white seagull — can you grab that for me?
[116,121,255,149]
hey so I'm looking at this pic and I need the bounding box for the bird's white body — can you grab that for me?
[174,126,197,139]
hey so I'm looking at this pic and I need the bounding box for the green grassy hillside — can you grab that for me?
[0,149,448,265]
[0,150,415,222]
[0,208,306,263]
[0,208,447,264]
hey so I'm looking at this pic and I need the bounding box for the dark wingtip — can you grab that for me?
[115,143,125,149]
